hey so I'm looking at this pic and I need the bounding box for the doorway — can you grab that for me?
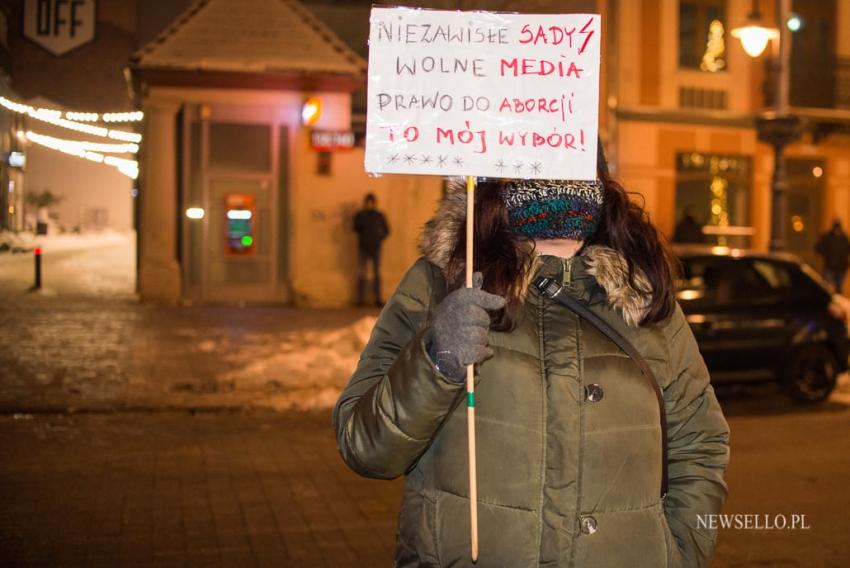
[182,113,289,303]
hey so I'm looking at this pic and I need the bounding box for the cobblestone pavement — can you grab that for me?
[0,410,403,567]
[2,400,850,567]
[0,279,376,413]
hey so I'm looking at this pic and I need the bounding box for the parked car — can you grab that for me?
[0,230,35,254]
[674,245,850,403]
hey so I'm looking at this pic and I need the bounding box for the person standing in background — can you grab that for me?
[673,207,705,244]
[353,193,390,307]
[816,219,850,293]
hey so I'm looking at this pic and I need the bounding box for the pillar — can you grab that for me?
[138,97,182,302]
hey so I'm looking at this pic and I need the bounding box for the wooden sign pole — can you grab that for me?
[465,175,479,563]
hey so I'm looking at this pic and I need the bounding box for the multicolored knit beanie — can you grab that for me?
[500,179,605,240]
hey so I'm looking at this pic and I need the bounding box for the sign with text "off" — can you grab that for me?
[364,8,601,180]
[24,0,96,56]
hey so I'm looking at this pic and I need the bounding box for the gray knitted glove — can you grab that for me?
[427,271,506,382]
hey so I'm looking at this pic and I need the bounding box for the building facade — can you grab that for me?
[128,0,447,305]
[5,0,850,302]
[608,0,850,272]
[0,3,26,233]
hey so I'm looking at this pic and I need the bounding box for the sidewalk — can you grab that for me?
[0,410,402,567]
[0,253,401,566]
[4,400,850,567]
[0,282,377,414]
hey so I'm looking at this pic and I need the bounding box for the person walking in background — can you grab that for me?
[816,219,850,292]
[353,193,389,306]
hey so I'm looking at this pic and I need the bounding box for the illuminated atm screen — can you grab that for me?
[224,193,256,256]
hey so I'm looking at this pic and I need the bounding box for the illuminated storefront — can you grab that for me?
[128,0,369,304]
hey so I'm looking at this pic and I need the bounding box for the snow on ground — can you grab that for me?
[1,234,381,412]
[0,229,131,252]
[830,372,850,406]
[0,230,136,298]
[214,315,378,411]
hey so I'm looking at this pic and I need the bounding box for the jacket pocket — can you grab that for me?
[431,489,538,567]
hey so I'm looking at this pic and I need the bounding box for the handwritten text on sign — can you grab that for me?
[364,8,601,180]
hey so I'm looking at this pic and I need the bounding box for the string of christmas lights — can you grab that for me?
[0,96,142,143]
[19,130,138,154]
[24,131,139,180]
[68,111,144,123]
[0,96,143,123]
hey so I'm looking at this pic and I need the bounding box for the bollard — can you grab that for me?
[33,247,42,289]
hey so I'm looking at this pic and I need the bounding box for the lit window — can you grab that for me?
[675,152,751,247]
[700,19,727,72]
[679,0,727,72]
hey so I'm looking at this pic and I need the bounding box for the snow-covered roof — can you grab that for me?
[132,0,366,77]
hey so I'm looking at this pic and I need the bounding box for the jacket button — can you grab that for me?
[585,384,604,402]
[580,515,598,534]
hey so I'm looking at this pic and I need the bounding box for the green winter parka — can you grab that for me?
[333,190,730,568]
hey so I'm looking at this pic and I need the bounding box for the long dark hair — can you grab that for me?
[444,171,678,330]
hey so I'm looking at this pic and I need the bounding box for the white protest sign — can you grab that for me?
[365,8,601,180]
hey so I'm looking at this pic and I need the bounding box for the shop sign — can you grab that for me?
[311,130,355,151]
[24,0,97,56]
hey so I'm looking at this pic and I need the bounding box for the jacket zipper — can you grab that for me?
[535,268,548,565]
[562,253,584,567]
[561,256,573,288]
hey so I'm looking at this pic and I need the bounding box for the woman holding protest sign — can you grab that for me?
[333,149,730,567]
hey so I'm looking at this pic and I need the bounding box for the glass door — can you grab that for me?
[206,177,276,301]
[202,121,278,302]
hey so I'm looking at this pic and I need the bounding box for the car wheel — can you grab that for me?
[784,344,838,404]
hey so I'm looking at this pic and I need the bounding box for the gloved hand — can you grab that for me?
[427,271,506,382]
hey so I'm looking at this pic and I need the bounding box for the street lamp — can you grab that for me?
[730,4,779,58]
[733,0,799,252]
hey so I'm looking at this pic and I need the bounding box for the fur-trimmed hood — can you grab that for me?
[417,184,653,327]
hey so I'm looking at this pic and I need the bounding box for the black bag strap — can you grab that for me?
[534,275,668,499]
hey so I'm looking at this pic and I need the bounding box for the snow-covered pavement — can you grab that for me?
[0,232,378,412]
[0,290,377,412]
[0,230,136,298]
